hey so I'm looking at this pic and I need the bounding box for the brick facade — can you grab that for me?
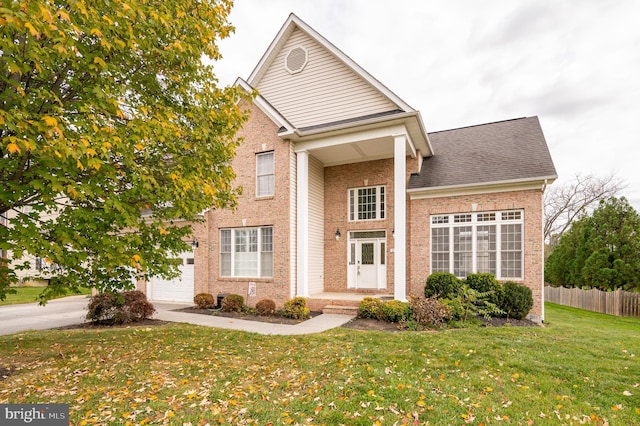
[407,189,545,320]
[143,100,546,321]
[324,158,395,293]
[198,102,293,308]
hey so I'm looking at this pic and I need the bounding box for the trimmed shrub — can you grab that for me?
[357,297,384,319]
[425,272,461,299]
[500,281,533,319]
[255,299,276,316]
[409,295,452,327]
[282,297,310,320]
[193,293,216,309]
[381,300,412,323]
[86,290,155,325]
[221,294,245,312]
[465,273,503,306]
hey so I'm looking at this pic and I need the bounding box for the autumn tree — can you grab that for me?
[545,197,640,291]
[0,0,250,301]
[544,173,624,246]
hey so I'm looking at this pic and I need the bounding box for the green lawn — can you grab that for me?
[1,303,638,425]
[0,286,92,306]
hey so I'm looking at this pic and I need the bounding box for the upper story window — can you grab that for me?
[430,210,524,279]
[348,185,385,221]
[256,152,274,197]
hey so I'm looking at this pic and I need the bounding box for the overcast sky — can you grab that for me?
[212,0,640,209]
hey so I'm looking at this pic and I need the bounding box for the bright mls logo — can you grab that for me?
[1,404,68,425]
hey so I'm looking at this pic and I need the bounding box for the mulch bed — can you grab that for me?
[175,307,540,331]
[172,307,322,325]
[52,308,539,332]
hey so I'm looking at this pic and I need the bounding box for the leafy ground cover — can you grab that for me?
[1,303,638,425]
[0,286,91,306]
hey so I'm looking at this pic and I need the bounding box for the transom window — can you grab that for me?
[220,227,273,278]
[430,210,523,279]
[256,152,274,197]
[348,185,385,221]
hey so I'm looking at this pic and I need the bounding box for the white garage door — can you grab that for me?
[147,252,195,303]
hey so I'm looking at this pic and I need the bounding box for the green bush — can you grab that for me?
[381,300,412,323]
[465,273,503,305]
[357,297,384,319]
[409,295,452,327]
[86,290,155,325]
[458,284,504,322]
[500,282,533,319]
[193,293,216,309]
[255,299,276,316]
[282,297,310,320]
[440,297,464,321]
[221,294,245,312]
[425,272,461,299]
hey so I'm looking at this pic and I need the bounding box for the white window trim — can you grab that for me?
[256,151,274,198]
[220,226,273,278]
[430,210,524,279]
[348,185,386,222]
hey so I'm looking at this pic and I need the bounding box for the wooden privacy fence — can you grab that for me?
[545,286,640,317]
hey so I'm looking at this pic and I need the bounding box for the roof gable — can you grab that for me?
[409,116,557,191]
[248,14,413,129]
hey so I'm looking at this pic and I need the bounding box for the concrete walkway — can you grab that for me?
[153,301,354,335]
[0,296,355,336]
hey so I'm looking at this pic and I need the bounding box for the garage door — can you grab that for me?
[147,252,194,303]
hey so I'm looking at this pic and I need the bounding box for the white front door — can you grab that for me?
[348,231,386,289]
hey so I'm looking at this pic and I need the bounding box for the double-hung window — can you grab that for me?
[348,185,385,221]
[430,210,523,279]
[256,152,274,197]
[220,227,273,278]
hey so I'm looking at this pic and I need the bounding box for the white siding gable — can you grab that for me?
[256,28,399,129]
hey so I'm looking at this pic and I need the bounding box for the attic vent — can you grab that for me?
[285,46,308,74]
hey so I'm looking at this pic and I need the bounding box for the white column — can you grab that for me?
[296,150,310,297]
[393,135,407,301]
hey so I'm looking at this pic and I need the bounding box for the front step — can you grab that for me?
[323,305,359,316]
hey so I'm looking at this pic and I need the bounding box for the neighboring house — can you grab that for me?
[140,14,557,322]
[4,206,58,285]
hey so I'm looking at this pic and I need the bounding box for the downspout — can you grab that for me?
[540,179,548,323]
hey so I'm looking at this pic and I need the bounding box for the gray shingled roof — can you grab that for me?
[408,116,557,190]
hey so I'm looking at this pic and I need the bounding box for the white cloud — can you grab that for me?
[213,0,640,209]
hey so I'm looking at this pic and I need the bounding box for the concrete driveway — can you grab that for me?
[0,295,90,335]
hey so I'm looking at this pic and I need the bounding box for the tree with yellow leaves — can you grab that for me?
[0,0,250,301]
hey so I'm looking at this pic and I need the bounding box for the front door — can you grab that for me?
[348,231,386,289]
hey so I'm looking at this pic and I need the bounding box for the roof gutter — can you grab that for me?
[408,175,558,199]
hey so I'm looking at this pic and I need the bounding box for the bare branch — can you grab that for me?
[544,173,626,244]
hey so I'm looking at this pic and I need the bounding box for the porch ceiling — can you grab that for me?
[311,136,393,166]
